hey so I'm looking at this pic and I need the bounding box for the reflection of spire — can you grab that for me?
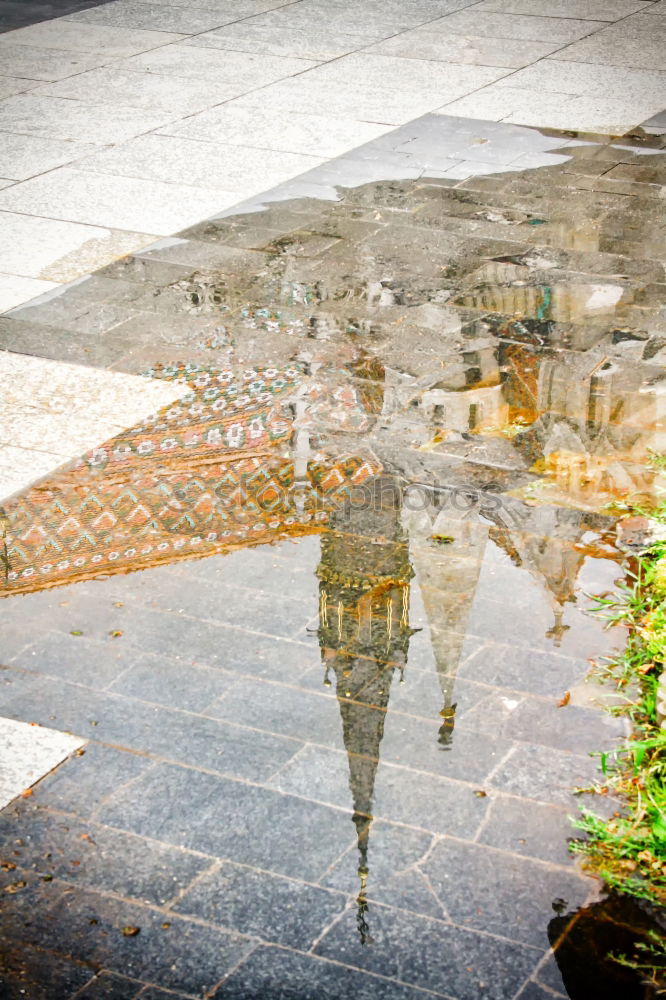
[405,505,488,746]
[317,476,413,942]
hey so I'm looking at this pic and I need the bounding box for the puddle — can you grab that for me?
[1,127,665,998]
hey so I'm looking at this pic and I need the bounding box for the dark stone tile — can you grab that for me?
[97,763,356,882]
[215,946,441,999]
[31,742,152,819]
[459,691,624,755]
[0,803,212,906]
[269,745,489,839]
[0,941,92,1000]
[477,795,576,866]
[315,902,540,1000]
[421,839,590,948]
[138,990,194,1000]
[459,642,591,698]
[0,622,36,663]
[3,885,253,996]
[174,862,347,949]
[108,654,236,712]
[72,971,143,999]
[11,630,138,689]
[3,678,302,783]
[0,665,44,707]
[321,820,441,920]
[488,745,601,807]
[178,545,318,604]
[516,984,565,1000]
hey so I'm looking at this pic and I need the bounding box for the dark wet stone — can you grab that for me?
[3,677,302,783]
[477,795,576,866]
[420,838,590,948]
[314,901,539,1000]
[0,804,212,905]
[459,642,592,698]
[0,941,92,1000]
[269,744,489,839]
[69,971,142,999]
[215,946,436,1000]
[30,742,152,818]
[321,820,441,919]
[517,984,566,1000]
[488,744,601,807]
[10,630,137,689]
[97,763,356,881]
[173,862,347,949]
[3,885,252,996]
[107,653,235,712]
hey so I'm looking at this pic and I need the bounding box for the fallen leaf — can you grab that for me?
[70,630,83,636]
[557,691,571,708]
[121,926,140,937]
[20,788,33,798]
[473,790,487,798]
[0,861,16,872]
[109,630,123,638]
[4,881,27,894]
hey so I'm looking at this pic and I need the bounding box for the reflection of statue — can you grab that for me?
[317,475,414,943]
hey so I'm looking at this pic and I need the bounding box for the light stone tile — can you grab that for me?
[502,95,666,131]
[0,134,101,181]
[297,52,510,94]
[0,213,157,282]
[645,0,666,10]
[437,84,659,133]
[0,445,67,500]
[419,8,608,40]
[0,180,15,190]
[4,21,185,57]
[550,19,666,68]
[367,29,564,67]
[157,104,393,157]
[34,68,249,114]
[475,0,653,17]
[118,42,317,83]
[0,95,178,143]
[64,0,248,33]
[0,717,85,809]
[130,0,298,8]
[0,167,243,234]
[73,134,322,195]
[182,22,367,59]
[0,274,58,313]
[498,59,666,101]
[233,77,448,124]
[0,76,41,99]
[0,42,112,81]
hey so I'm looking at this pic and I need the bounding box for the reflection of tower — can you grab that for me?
[317,475,413,943]
[405,504,488,744]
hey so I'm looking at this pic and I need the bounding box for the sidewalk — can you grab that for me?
[0,0,665,311]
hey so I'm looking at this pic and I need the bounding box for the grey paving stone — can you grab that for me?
[69,970,143,999]
[459,690,624,755]
[0,940,93,1000]
[0,803,213,905]
[3,677,302,782]
[0,665,44,708]
[321,820,441,919]
[215,945,439,1000]
[97,762,356,881]
[488,744,602,806]
[269,744,489,838]
[459,641,594,697]
[315,901,539,1000]
[477,795,578,865]
[5,884,253,996]
[11,629,139,688]
[30,742,152,818]
[421,838,590,948]
[173,862,347,949]
[108,654,236,712]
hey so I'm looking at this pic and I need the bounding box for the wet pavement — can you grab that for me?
[1,113,666,998]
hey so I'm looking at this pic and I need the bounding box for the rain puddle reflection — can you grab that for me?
[1,130,665,998]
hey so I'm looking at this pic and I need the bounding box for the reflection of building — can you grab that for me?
[316,475,413,943]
